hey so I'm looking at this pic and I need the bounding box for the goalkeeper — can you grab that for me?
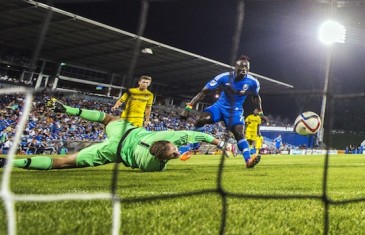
[180,55,267,168]
[0,98,231,172]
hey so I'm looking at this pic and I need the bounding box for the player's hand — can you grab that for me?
[261,115,270,125]
[143,120,150,128]
[184,103,193,111]
[180,103,192,120]
[111,106,118,111]
[258,110,269,125]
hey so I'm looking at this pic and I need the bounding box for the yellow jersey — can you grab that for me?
[119,87,153,126]
[245,114,262,140]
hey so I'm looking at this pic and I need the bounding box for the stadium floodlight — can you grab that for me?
[318,20,346,45]
[317,20,346,144]
[141,48,153,55]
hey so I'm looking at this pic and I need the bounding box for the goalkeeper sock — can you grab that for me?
[13,157,53,170]
[237,139,250,163]
[65,106,105,123]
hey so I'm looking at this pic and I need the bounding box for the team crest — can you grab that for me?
[209,80,217,86]
[240,84,249,94]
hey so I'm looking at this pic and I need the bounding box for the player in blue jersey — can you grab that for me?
[273,134,282,154]
[180,55,266,168]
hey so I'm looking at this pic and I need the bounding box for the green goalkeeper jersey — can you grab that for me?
[118,124,215,172]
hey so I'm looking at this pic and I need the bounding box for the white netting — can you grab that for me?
[0,88,122,235]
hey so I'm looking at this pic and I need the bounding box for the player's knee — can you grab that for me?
[195,113,212,126]
[103,114,118,126]
[232,125,245,139]
[52,154,77,168]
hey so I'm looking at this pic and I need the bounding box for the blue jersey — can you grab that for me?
[274,136,282,148]
[204,72,260,110]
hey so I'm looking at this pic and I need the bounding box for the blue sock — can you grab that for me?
[237,139,250,163]
[250,148,256,155]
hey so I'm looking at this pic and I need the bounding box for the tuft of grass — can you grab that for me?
[1,154,365,234]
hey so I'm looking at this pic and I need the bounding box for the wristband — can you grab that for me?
[185,104,193,111]
[217,141,225,149]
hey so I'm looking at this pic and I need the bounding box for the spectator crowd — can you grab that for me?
[0,93,291,155]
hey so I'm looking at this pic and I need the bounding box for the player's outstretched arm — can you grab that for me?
[111,100,122,111]
[180,88,209,119]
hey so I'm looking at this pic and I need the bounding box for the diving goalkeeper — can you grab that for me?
[0,98,231,172]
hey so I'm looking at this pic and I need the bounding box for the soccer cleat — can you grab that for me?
[46,98,66,113]
[0,158,7,168]
[246,154,261,168]
[180,151,194,161]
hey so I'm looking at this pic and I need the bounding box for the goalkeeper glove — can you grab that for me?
[217,141,225,149]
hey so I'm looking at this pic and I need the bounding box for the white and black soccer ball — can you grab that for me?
[294,111,321,135]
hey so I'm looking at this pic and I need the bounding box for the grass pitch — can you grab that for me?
[1,154,365,235]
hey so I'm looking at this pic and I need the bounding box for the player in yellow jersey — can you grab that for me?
[245,109,264,154]
[111,75,153,127]
[255,135,264,154]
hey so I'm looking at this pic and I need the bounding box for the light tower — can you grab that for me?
[317,20,346,143]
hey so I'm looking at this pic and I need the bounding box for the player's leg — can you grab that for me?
[251,139,257,154]
[195,106,219,132]
[194,112,213,131]
[0,153,78,170]
[1,141,118,170]
[231,124,250,159]
[223,110,250,161]
[46,98,118,126]
[226,109,261,168]
[231,125,260,168]
[245,132,256,154]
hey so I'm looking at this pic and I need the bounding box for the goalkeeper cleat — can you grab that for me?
[46,98,66,113]
[0,158,7,168]
[246,154,261,168]
[180,151,194,161]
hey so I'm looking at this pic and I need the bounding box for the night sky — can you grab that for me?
[43,0,365,130]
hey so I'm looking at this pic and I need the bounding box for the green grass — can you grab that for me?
[1,154,365,235]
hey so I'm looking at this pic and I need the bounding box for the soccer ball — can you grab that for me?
[294,111,321,135]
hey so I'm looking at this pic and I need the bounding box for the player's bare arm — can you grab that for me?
[180,88,209,118]
[111,100,122,111]
[251,94,262,112]
[252,95,269,124]
[144,105,152,127]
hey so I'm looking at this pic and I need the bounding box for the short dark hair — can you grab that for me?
[238,55,250,61]
[139,75,152,81]
[149,140,171,160]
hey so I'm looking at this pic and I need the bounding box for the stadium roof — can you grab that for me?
[0,0,293,98]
